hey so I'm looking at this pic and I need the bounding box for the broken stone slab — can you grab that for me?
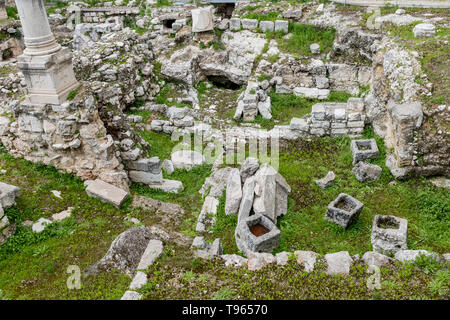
[129,271,147,290]
[314,171,335,189]
[257,97,272,120]
[32,218,53,233]
[247,252,276,271]
[191,236,206,249]
[352,162,382,182]
[85,179,129,208]
[413,23,435,38]
[147,179,184,194]
[51,207,73,221]
[293,87,330,100]
[325,251,353,275]
[161,159,174,174]
[443,253,450,263]
[167,106,188,119]
[0,182,20,209]
[350,139,379,165]
[294,251,317,273]
[371,215,408,255]
[274,171,291,218]
[221,254,248,267]
[129,170,163,185]
[253,164,277,222]
[225,168,242,215]
[237,176,255,224]
[240,157,259,183]
[196,195,219,233]
[236,214,281,257]
[121,290,142,300]
[0,223,16,245]
[324,193,364,229]
[171,150,206,170]
[394,250,441,263]
[209,238,223,256]
[86,226,153,277]
[362,251,394,268]
[290,118,309,131]
[275,251,290,266]
[137,239,163,270]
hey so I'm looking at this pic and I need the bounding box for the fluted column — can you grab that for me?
[15,0,61,55]
[14,0,79,105]
[0,0,8,20]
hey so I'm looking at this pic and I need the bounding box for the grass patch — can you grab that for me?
[275,23,336,57]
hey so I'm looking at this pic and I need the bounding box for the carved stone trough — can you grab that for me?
[371,215,408,255]
[350,139,379,165]
[324,193,363,229]
[235,214,280,257]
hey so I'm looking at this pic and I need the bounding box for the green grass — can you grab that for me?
[254,91,353,129]
[5,6,18,20]
[242,11,283,22]
[271,23,336,57]
[138,243,449,300]
[213,128,450,256]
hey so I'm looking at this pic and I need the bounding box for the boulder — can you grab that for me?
[394,250,441,263]
[192,236,206,249]
[247,252,276,271]
[294,251,317,272]
[225,168,242,215]
[0,182,20,209]
[171,150,206,170]
[310,43,320,54]
[362,251,394,268]
[325,251,353,275]
[162,159,174,174]
[275,251,290,266]
[352,162,382,182]
[86,226,154,277]
[257,97,272,120]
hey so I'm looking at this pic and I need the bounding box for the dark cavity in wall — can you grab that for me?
[163,19,176,29]
[206,75,241,90]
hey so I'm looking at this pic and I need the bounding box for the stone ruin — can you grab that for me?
[324,193,364,229]
[371,215,408,255]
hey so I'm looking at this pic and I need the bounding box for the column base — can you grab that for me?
[18,47,80,105]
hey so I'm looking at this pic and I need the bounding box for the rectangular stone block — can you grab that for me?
[290,118,309,131]
[129,171,163,185]
[310,120,330,129]
[274,20,289,33]
[229,18,241,31]
[347,121,365,128]
[86,179,129,208]
[241,18,258,30]
[331,128,349,136]
[259,21,274,32]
